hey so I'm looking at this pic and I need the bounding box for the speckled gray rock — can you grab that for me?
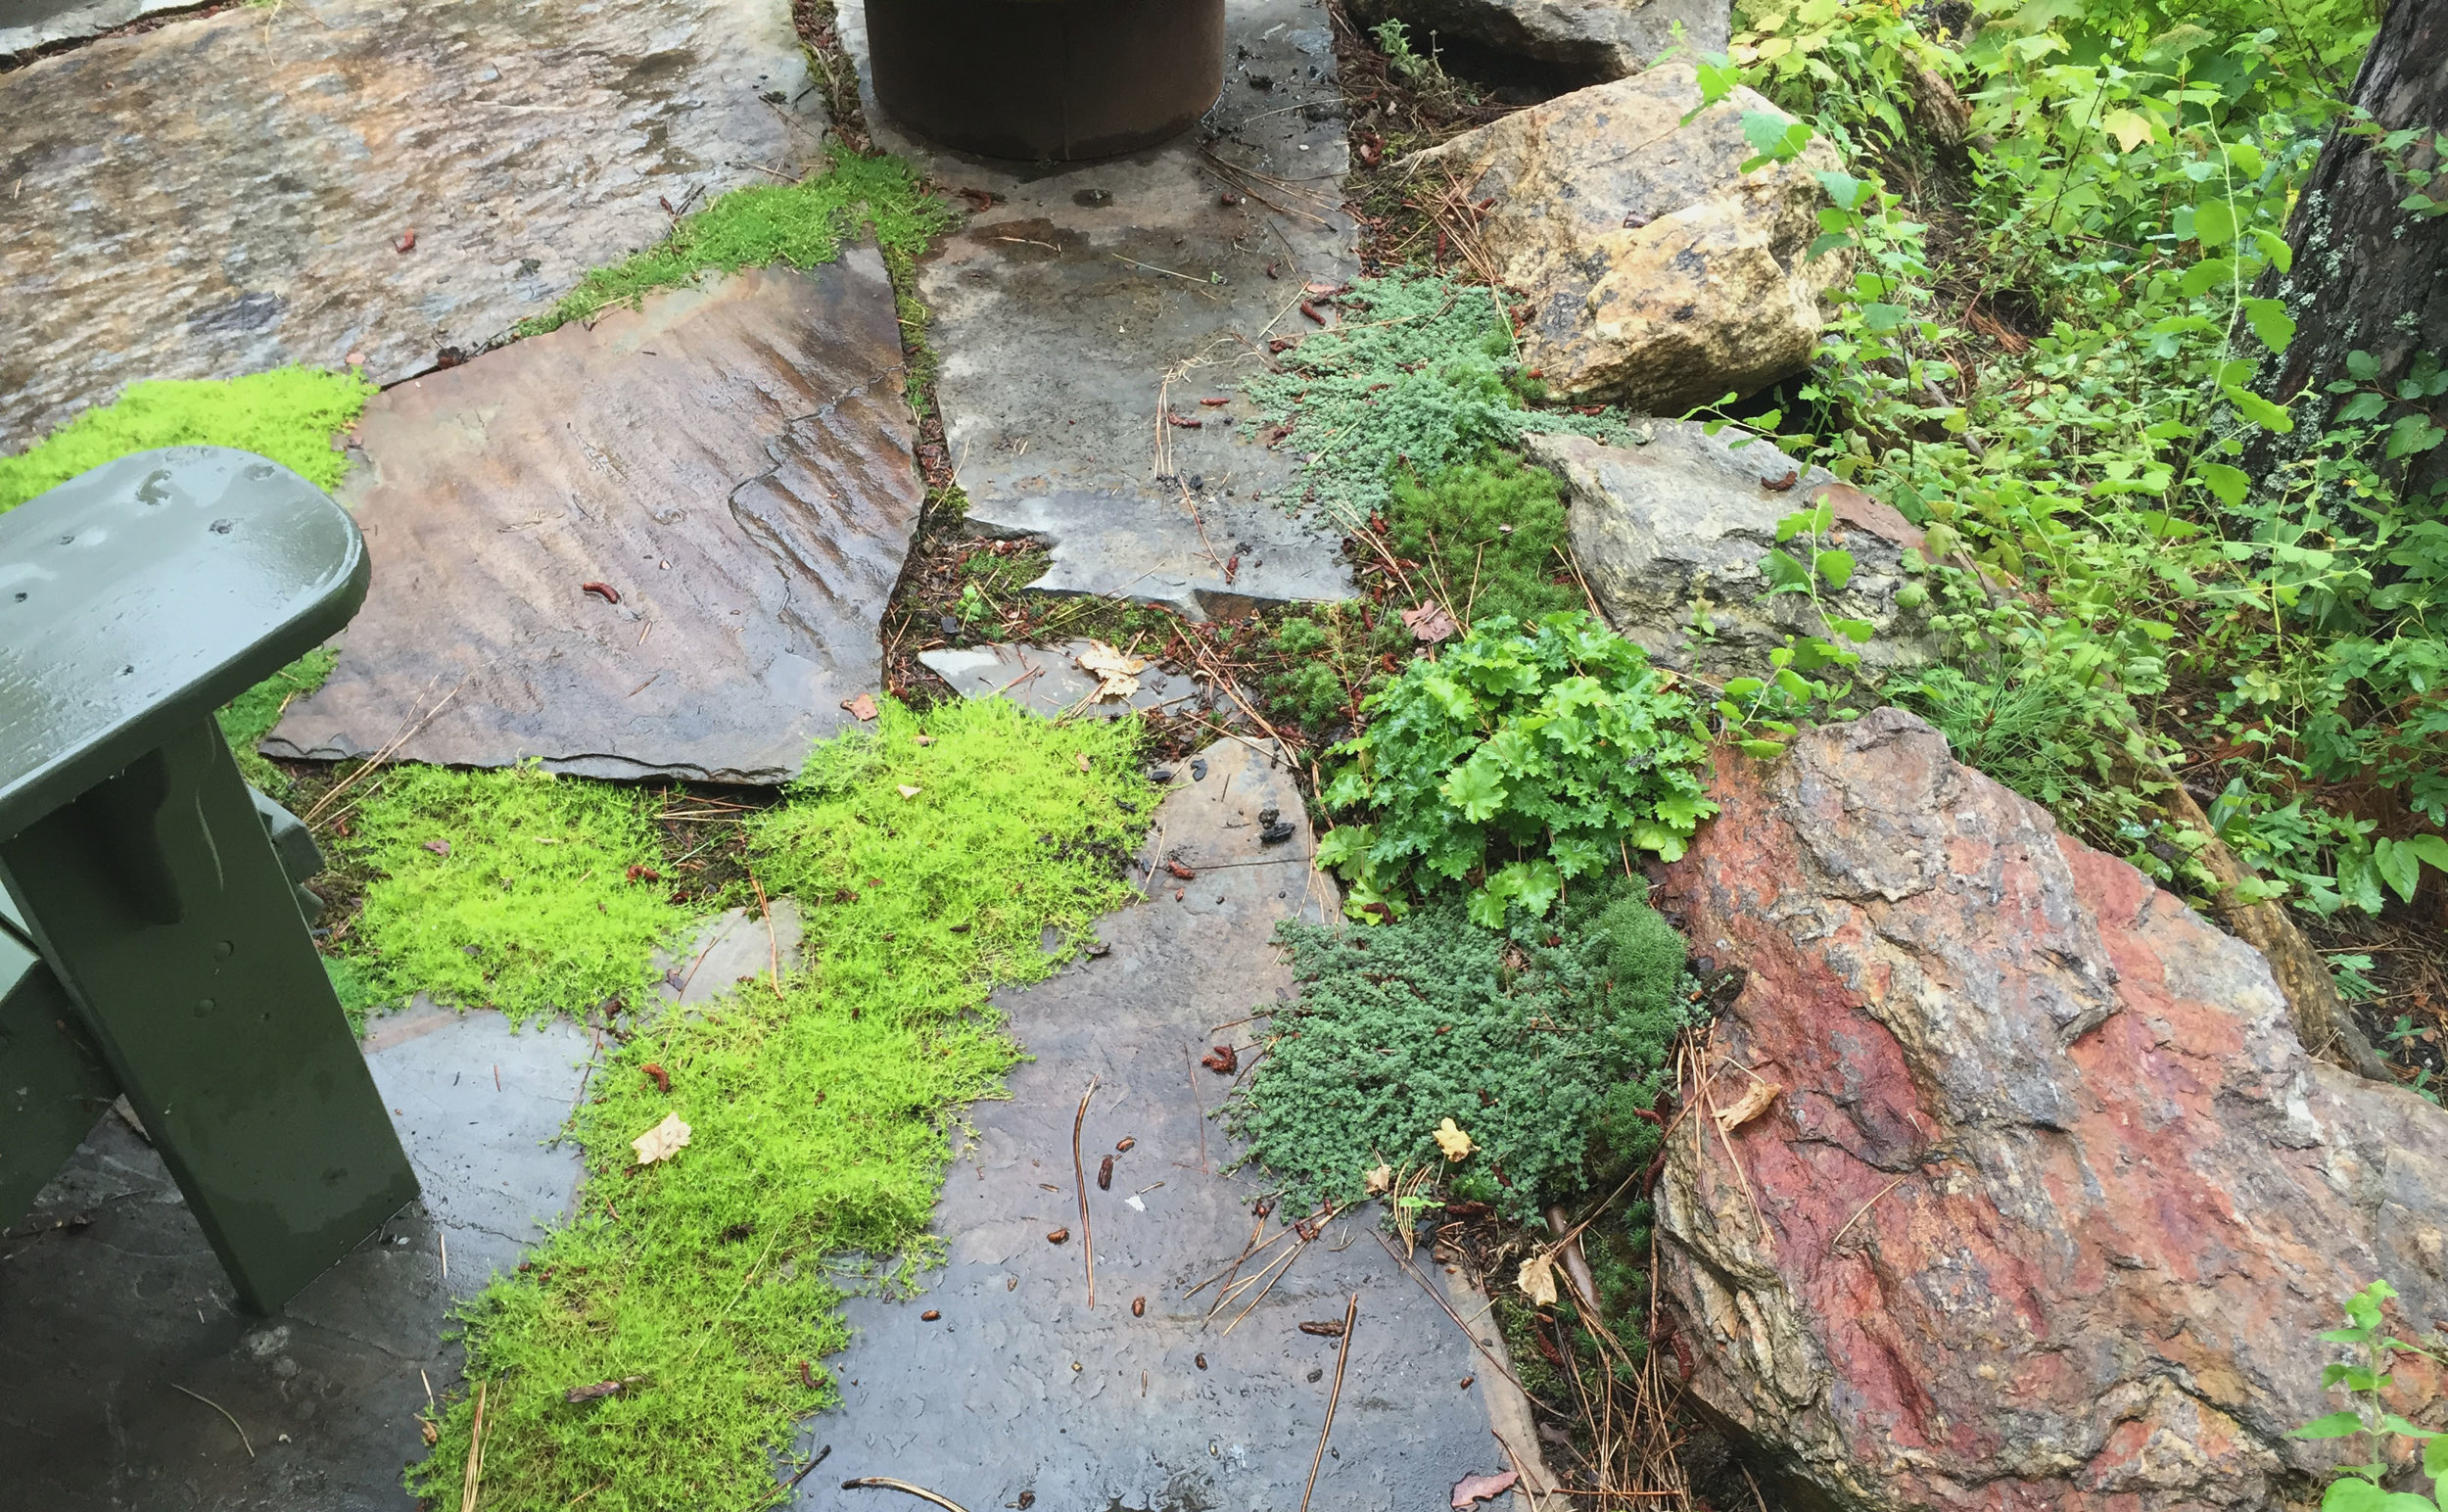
[1529,423,1935,675]
[1349,0,1726,82]
[0,0,825,449]
[1405,64,1846,409]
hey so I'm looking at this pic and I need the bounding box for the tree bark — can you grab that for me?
[2246,0,2448,496]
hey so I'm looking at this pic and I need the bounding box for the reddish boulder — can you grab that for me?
[1653,708,2448,1511]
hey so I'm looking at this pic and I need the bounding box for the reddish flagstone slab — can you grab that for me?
[266,257,920,784]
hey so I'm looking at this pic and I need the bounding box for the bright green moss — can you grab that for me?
[0,366,373,511]
[341,764,688,1026]
[407,697,1153,1511]
[522,150,958,336]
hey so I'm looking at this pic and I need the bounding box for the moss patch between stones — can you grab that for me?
[519,150,958,337]
[0,365,374,511]
[406,697,1153,1511]
[336,763,693,1028]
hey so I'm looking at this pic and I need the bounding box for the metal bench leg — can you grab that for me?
[0,719,418,1312]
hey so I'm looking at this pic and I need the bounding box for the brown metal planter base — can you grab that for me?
[866,0,1226,162]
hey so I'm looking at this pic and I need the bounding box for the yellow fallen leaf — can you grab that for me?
[1364,1162,1393,1196]
[897,784,921,799]
[1077,639,1149,700]
[2101,108,2154,153]
[1517,1252,1558,1308]
[1715,1079,1783,1132]
[1434,1117,1473,1160]
[632,1111,691,1165]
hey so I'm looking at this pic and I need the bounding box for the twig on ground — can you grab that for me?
[303,673,467,827]
[1187,1048,1209,1173]
[1297,1294,1360,1512]
[1073,1074,1100,1308]
[783,1443,834,1491]
[169,1383,255,1459]
[750,871,783,999]
[841,1477,974,1512]
[459,1380,488,1512]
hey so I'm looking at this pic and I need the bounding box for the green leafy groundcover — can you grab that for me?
[1231,874,1693,1222]
[408,698,1153,1512]
[341,764,690,1026]
[0,365,373,510]
[521,149,957,336]
[1318,612,1717,924]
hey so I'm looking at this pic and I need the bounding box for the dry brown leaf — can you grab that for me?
[1075,752,1091,772]
[912,733,935,746]
[1434,1117,1473,1160]
[1077,639,1149,700]
[1400,600,1459,643]
[1363,1162,1394,1196]
[840,691,878,722]
[896,784,921,799]
[1715,1078,1783,1132]
[1516,1252,1558,1308]
[1451,1470,1519,1507]
[632,1111,691,1165]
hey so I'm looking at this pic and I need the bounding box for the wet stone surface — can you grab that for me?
[0,908,798,1511]
[0,0,825,449]
[265,259,921,785]
[792,740,1535,1509]
[0,0,201,60]
[839,0,1360,620]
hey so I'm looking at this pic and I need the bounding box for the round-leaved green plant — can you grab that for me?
[1316,612,1716,925]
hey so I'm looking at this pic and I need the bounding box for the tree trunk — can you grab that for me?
[2246,0,2448,496]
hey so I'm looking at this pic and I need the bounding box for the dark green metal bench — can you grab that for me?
[0,447,418,1313]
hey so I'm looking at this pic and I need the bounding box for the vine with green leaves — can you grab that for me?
[1692,0,2446,931]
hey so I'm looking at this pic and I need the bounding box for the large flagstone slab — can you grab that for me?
[266,256,921,785]
[793,739,1554,1507]
[0,0,825,449]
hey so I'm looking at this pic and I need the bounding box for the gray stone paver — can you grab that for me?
[841,0,1361,620]
[263,259,920,785]
[0,907,796,1510]
[792,740,1539,1510]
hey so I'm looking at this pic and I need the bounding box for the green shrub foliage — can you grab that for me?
[1231,874,1693,1222]
[1317,612,1717,924]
